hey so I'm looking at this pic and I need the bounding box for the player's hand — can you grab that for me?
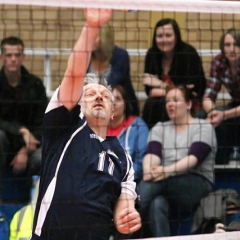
[10,146,28,173]
[84,8,113,28]
[115,208,141,234]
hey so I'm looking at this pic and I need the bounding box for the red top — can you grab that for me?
[107,116,136,137]
[162,73,174,85]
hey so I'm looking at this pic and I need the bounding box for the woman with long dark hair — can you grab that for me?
[142,18,206,129]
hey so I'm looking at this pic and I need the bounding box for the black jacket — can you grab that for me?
[144,42,206,101]
[0,66,48,148]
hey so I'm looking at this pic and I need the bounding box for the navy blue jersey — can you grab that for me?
[31,89,136,240]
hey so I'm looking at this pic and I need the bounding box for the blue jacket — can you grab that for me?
[118,117,149,183]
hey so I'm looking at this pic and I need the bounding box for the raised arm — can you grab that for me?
[59,9,113,110]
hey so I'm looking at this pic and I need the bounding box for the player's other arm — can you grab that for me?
[59,9,113,111]
[114,193,141,234]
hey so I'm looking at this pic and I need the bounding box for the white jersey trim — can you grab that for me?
[45,87,62,113]
[34,89,87,236]
[121,153,137,200]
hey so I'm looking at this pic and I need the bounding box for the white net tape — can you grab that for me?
[0,0,240,13]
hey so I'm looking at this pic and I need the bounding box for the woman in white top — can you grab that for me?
[139,84,216,237]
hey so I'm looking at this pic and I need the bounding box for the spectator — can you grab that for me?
[30,9,141,240]
[139,84,216,237]
[9,179,40,240]
[0,37,47,223]
[142,18,206,129]
[202,29,240,164]
[88,23,139,116]
[107,84,149,184]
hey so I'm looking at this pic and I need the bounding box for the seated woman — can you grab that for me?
[87,23,139,116]
[142,18,206,129]
[139,84,216,237]
[107,85,149,184]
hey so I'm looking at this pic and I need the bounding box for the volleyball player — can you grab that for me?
[30,8,141,240]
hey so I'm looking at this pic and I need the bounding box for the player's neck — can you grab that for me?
[88,120,108,139]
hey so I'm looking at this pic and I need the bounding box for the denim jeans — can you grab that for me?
[139,173,212,237]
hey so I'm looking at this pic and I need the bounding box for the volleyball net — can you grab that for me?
[1,0,240,239]
[1,0,239,99]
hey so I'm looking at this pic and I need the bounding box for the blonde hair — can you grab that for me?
[91,23,114,62]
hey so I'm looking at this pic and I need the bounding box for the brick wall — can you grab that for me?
[0,5,240,102]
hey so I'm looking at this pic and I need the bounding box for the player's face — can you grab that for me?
[81,83,114,122]
[224,34,240,63]
[112,88,125,119]
[0,44,25,74]
[155,24,176,54]
[165,88,190,120]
